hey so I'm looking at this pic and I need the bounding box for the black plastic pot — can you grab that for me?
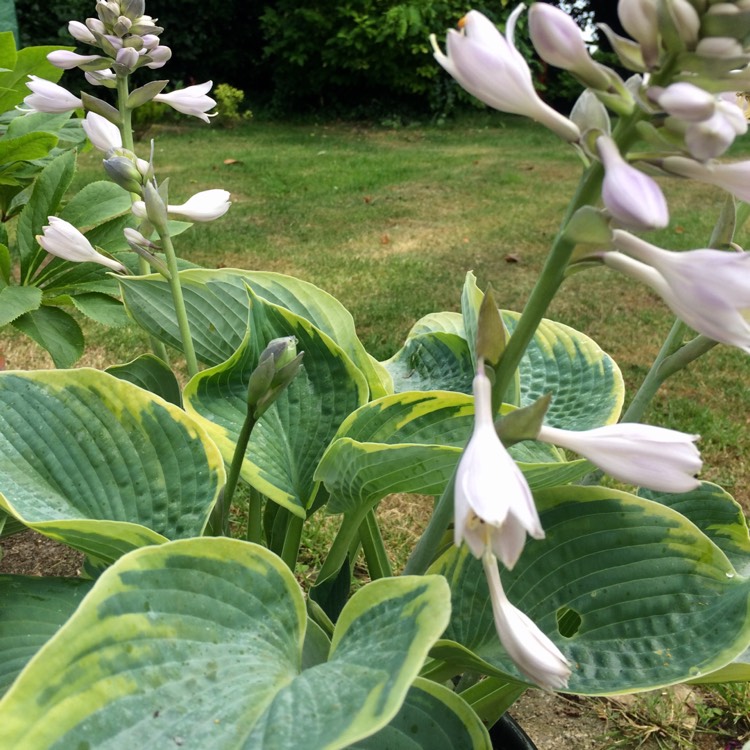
[488,713,538,749]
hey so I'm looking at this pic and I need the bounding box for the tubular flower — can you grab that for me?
[153,81,216,123]
[661,155,750,202]
[605,229,750,353]
[132,189,231,223]
[537,423,701,493]
[597,135,669,231]
[483,553,571,690]
[23,76,82,114]
[47,51,105,70]
[37,217,125,272]
[430,5,580,142]
[454,369,544,570]
[82,112,122,153]
[528,3,610,90]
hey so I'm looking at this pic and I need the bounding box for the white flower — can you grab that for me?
[430,6,580,142]
[597,135,669,231]
[133,189,231,223]
[36,217,125,272]
[483,553,571,690]
[528,3,610,90]
[68,20,96,44]
[662,156,750,202]
[47,51,104,70]
[23,76,82,114]
[606,229,750,352]
[455,369,544,570]
[618,0,659,66]
[82,112,122,153]
[145,46,172,69]
[153,81,216,123]
[652,82,716,122]
[537,423,701,493]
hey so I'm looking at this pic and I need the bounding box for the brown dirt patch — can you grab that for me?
[0,530,83,578]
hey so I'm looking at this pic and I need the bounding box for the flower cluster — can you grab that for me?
[436,0,750,691]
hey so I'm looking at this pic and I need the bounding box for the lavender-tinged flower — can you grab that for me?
[652,82,716,122]
[597,135,669,231]
[115,47,139,70]
[455,369,544,570]
[430,6,580,142]
[695,37,744,60]
[605,229,750,352]
[153,81,216,123]
[37,217,125,272]
[47,51,104,70]
[528,3,610,90]
[85,68,118,88]
[144,46,171,69]
[68,21,97,44]
[483,553,571,689]
[82,112,122,153]
[618,0,659,66]
[661,156,750,203]
[23,76,83,113]
[537,423,701,493]
[132,189,231,223]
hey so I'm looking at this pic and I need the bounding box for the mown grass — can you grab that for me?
[63,114,750,510]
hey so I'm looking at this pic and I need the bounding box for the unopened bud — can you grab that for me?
[247,337,304,418]
[651,82,715,121]
[69,20,97,44]
[619,0,660,66]
[96,1,120,27]
[103,155,144,194]
[142,181,169,233]
[120,0,145,21]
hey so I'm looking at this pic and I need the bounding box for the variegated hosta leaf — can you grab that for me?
[119,268,390,398]
[0,538,451,750]
[184,290,368,517]
[317,392,590,517]
[0,369,224,563]
[106,354,182,407]
[431,486,750,694]
[349,677,491,750]
[639,482,750,577]
[0,575,93,696]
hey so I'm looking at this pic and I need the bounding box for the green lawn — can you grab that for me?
[67,115,750,510]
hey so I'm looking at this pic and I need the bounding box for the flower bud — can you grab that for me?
[142,181,169,233]
[120,0,145,20]
[618,0,660,66]
[86,17,106,36]
[113,15,132,37]
[695,36,744,59]
[666,0,700,46]
[82,111,122,153]
[247,337,304,419]
[68,20,97,44]
[165,189,231,222]
[651,82,715,121]
[47,51,106,71]
[597,135,669,231]
[96,0,120,27]
[528,4,611,90]
[685,111,737,159]
[23,76,82,114]
[145,46,172,69]
[115,46,139,71]
[103,155,144,194]
[37,216,125,272]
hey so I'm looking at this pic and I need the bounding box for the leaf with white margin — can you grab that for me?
[0,538,451,750]
[430,486,750,694]
[0,369,224,563]
[184,289,368,517]
[119,268,390,397]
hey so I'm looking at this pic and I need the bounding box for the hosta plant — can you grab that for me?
[1,0,750,747]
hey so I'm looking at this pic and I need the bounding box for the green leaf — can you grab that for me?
[0,32,17,74]
[69,292,129,327]
[317,392,590,517]
[119,268,390,397]
[0,369,225,563]
[0,285,42,327]
[58,181,132,232]
[0,575,93,695]
[0,44,71,114]
[349,678,491,750]
[12,306,83,368]
[431,486,750,694]
[16,149,77,281]
[382,307,623,429]
[639,482,750,577]
[0,243,9,285]
[184,289,368,517]
[0,539,450,750]
[5,111,72,139]
[106,354,181,407]
[0,132,58,164]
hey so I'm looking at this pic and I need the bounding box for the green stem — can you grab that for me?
[316,507,368,587]
[359,510,392,579]
[403,474,455,576]
[246,485,264,544]
[209,404,255,536]
[159,231,199,377]
[280,515,304,571]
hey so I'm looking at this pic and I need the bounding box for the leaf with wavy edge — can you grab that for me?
[0,369,224,563]
[184,288,368,517]
[431,485,750,694]
[0,539,451,750]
